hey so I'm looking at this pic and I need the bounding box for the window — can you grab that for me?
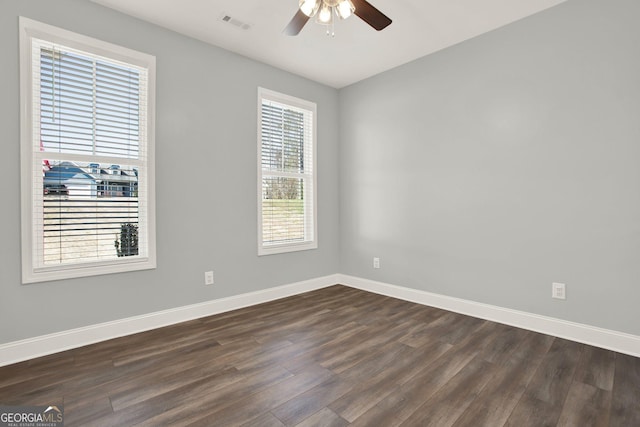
[258,88,317,255]
[19,17,156,283]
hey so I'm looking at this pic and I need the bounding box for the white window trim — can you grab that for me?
[19,17,156,283]
[257,87,318,256]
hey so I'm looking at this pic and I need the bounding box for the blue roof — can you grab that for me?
[43,162,95,185]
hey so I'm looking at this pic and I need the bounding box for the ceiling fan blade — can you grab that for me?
[283,9,310,36]
[351,0,392,31]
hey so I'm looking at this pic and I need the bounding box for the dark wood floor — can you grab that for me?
[1,285,639,426]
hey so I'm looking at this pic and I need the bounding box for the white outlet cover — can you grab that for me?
[552,282,566,300]
[205,271,214,285]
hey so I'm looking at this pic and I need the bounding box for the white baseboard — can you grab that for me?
[338,274,640,358]
[0,274,339,367]
[2,273,639,367]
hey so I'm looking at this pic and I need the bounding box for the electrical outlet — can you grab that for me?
[552,282,566,300]
[373,257,380,269]
[205,271,214,285]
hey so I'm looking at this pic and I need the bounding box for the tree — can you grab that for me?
[115,223,138,257]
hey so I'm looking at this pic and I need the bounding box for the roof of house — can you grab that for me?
[44,162,137,185]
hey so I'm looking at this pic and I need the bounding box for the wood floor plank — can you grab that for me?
[573,345,616,391]
[63,339,246,405]
[332,341,468,423]
[280,322,370,373]
[180,366,334,427]
[478,323,531,364]
[294,408,349,427]
[104,365,293,426]
[0,285,638,427]
[557,381,611,427]
[609,352,640,426]
[336,339,415,384]
[452,332,555,427]
[111,333,221,367]
[242,412,286,427]
[399,356,495,427]
[319,319,422,373]
[63,395,113,427]
[346,390,406,427]
[505,394,562,427]
[394,302,448,325]
[524,338,584,405]
[108,366,240,411]
[271,375,353,426]
[398,311,485,348]
[250,309,335,344]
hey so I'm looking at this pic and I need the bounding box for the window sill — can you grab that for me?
[258,241,318,256]
[23,257,156,284]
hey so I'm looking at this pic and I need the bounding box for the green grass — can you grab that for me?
[262,198,303,214]
[262,198,304,243]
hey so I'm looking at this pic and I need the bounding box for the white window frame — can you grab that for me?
[257,88,317,256]
[19,17,156,283]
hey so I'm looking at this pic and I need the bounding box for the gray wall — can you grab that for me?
[339,0,640,335]
[0,0,340,344]
[2,0,639,346]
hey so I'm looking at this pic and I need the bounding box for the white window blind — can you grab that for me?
[20,18,156,283]
[258,88,317,255]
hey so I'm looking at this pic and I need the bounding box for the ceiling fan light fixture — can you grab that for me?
[287,0,390,36]
[316,3,333,24]
[336,0,355,20]
[299,0,321,17]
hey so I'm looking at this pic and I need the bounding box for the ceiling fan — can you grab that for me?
[284,0,392,36]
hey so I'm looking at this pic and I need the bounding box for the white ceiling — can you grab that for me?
[91,0,567,88]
